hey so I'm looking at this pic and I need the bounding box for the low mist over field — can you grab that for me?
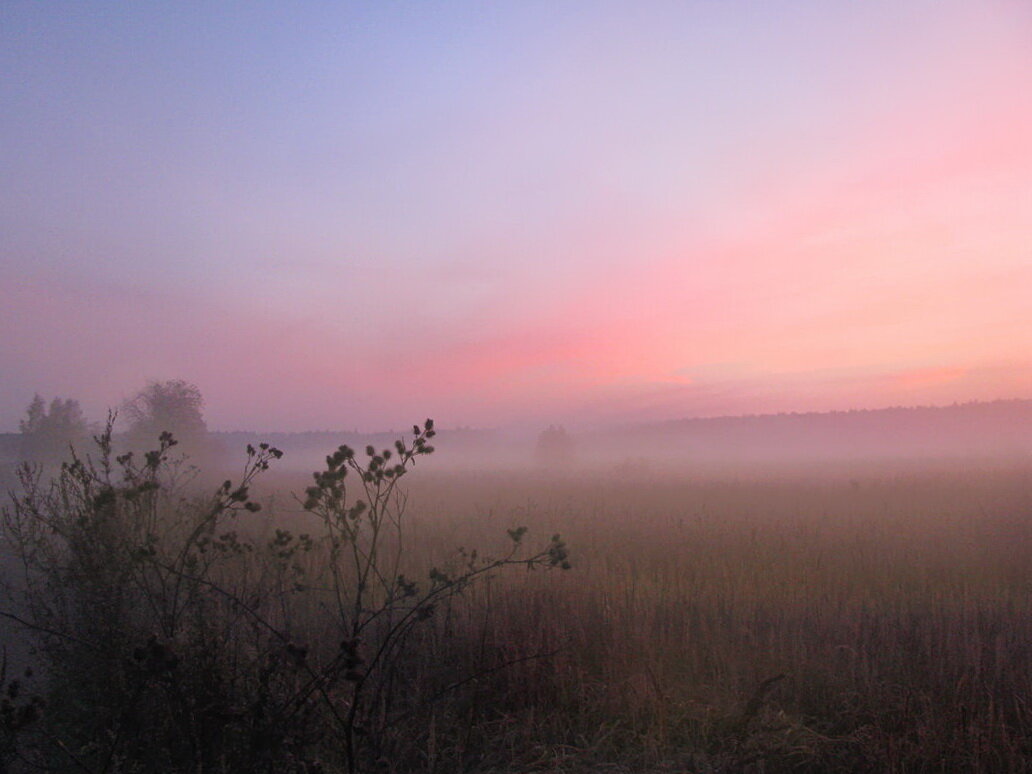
[4,396,1032,477]
[3,1,1032,772]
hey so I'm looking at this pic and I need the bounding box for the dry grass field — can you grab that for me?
[3,450,1031,773]
[225,461,1032,772]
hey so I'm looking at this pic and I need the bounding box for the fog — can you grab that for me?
[4,396,1032,483]
[205,398,1032,477]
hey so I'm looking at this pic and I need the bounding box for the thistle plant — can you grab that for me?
[297,418,570,772]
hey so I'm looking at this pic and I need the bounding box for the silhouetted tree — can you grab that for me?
[18,394,89,464]
[125,380,208,454]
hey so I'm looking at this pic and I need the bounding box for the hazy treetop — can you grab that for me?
[125,380,207,446]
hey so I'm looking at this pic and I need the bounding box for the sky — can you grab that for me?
[2,1,1031,432]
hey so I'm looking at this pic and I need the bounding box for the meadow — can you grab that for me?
[250,459,1032,772]
[3,443,1032,773]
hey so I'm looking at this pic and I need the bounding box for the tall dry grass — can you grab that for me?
[279,464,1032,772]
[7,454,1030,772]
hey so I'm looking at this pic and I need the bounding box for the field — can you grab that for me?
[249,460,1032,772]
[3,452,1032,772]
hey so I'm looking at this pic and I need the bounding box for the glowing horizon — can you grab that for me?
[2,1,1031,432]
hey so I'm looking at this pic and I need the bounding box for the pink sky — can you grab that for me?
[1,1,1030,431]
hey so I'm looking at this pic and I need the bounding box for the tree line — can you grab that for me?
[15,380,209,465]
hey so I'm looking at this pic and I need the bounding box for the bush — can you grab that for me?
[0,419,569,773]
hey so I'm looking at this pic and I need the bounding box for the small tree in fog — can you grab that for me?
[17,394,89,464]
[125,379,208,453]
[535,424,576,467]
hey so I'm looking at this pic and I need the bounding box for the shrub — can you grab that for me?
[0,418,569,773]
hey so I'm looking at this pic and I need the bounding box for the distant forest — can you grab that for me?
[599,398,1032,463]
